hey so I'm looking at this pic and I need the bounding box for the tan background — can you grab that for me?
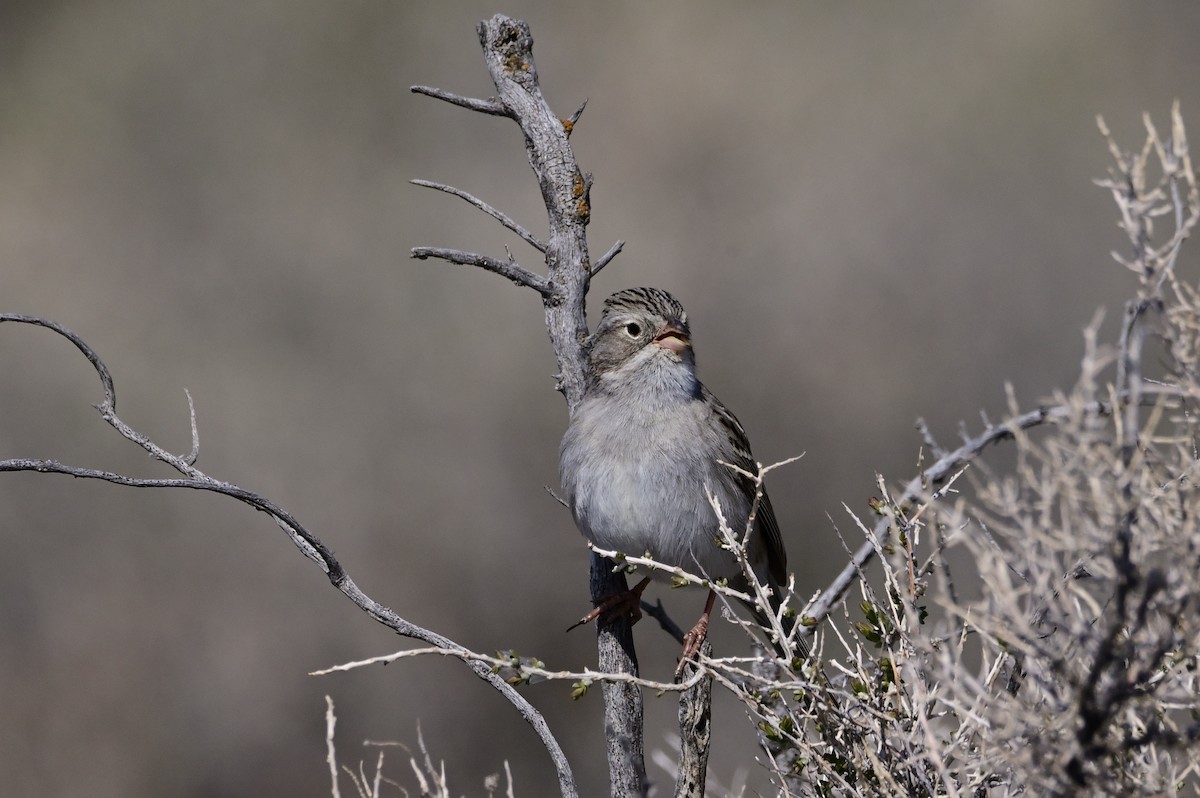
[2,2,1197,796]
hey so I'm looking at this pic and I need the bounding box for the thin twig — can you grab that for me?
[310,645,707,694]
[183,389,200,466]
[409,85,509,117]
[800,399,1116,636]
[0,314,116,406]
[410,247,548,294]
[588,543,757,605]
[567,99,588,130]
[0,313,579,798]
[591,239,625,277]
[543,485,569,508]
[411,180,547,252]
[326,696,342,798]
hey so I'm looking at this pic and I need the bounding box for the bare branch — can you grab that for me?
[410,179,547,253]
[591,239,625,277]
[589,552,646,796]
[587,542,757,605]
[326,696,342,798]
[468,15,645,793]
[565,99,588,134]
[474,15,593,409]
[409,85,509,117]
[543,484,569,508]
[0,314,115,407]
[0,314,579,798]
[673,641,713,798]
[800,398,1116,636]
[410,247,548,294]
[183,389,199,466]
[915,417,945,458]
[310,645,708,694]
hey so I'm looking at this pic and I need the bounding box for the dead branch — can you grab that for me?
[0,312,579,798]
[411,15,646,794]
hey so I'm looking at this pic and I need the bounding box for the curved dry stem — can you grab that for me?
[0,313,578,798]
[411,179,547,253]
[1,314,116,406]
[800,399,1116,634]
[410,247,548,294]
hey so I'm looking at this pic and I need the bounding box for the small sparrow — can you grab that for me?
[559,287,797,670]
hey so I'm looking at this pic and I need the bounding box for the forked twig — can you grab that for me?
[0,312,579,798]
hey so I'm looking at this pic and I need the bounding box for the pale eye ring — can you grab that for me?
[623,322,642,337]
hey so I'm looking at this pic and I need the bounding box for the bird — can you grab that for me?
[559,287,800,673]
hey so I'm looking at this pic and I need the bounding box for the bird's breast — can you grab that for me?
[559,396,743,580]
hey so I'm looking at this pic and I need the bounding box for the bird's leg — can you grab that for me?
[675,589,717,678]
[566,576,652,632]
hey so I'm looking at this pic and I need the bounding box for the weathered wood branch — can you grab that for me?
[410,179,548,253]
[673,642,713,798]
[800,399,1116,638]
[413,15,646,795]
[0,313,579,798]
[409,85,509,116]
[410,246,547,293]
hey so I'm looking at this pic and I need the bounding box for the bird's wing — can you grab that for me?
[755,489,788,587]
[703,386,788,586]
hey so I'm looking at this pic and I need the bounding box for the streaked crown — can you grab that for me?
[601,287,688,325]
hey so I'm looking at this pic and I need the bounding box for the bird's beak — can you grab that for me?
[653,325,691,353]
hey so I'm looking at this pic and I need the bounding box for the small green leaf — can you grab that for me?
[757,721,783,743]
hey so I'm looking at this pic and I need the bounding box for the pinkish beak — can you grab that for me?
[653,325,690,353]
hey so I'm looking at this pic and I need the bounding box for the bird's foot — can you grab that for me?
[674,615,710,679]
[566,576,651,632]
[675,589,718,679]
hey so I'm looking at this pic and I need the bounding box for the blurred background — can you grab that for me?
[2,2,1198,796]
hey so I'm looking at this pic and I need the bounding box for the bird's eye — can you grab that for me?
[623,322,642,337]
